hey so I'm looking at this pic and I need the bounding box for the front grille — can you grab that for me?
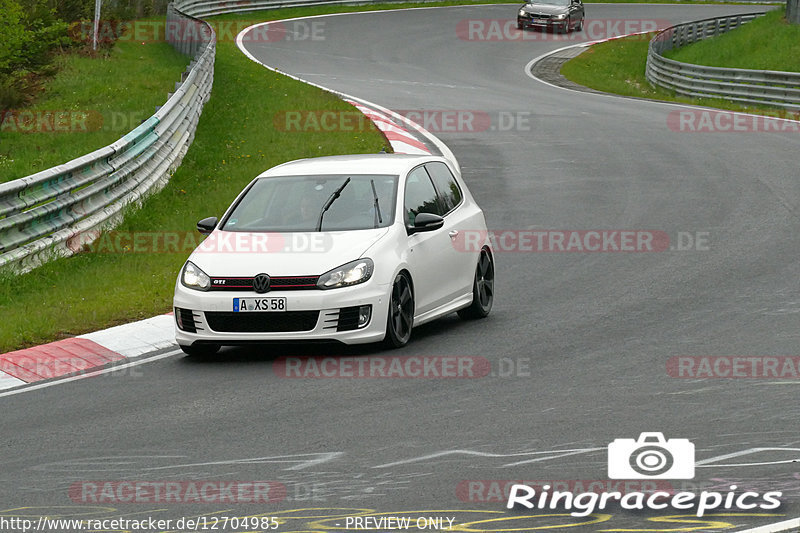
[209,276,319,291]
[205,311,319,333]
[175,307,197,333]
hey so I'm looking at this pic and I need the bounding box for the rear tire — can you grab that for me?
[458,248,495,320]
[180,343,220,357]
[384,272,414,348]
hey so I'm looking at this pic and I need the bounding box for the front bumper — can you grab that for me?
[518,16,568,30]
[174,281,390,347]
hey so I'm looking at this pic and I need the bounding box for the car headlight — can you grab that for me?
[518,9,526,15]
[317,258,374,290]
[181,261,211,291]
[554,13,567,19]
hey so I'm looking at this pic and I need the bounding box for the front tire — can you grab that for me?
[575,16,584,31]
[384,272,414,348]
[458,248,495,320]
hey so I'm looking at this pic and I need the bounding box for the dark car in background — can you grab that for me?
[517,0,584,33]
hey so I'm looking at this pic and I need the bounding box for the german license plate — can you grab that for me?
[533,18,548,23]
[233,297,287,312]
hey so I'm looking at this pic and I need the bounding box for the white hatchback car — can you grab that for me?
[173,154,494,355]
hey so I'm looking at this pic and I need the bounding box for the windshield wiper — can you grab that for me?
[316,177,351,231]
[370,179,383,228]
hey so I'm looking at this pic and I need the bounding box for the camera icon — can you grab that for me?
[608,432,695,479]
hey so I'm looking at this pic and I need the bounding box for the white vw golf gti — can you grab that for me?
[173,154,494,355]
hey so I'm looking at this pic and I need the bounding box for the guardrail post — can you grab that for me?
[788,0,800,24]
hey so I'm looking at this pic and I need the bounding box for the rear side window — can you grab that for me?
[426,162,462,214]
[404,166,442,226]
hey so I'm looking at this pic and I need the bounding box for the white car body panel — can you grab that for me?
[173,154,492,348]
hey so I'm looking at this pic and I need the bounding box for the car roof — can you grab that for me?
[256,154,447,178]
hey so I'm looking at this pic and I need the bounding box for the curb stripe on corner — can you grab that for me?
[0,338,125,384]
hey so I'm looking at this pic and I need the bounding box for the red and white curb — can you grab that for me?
[0,314,177,391]
[235,17,460,167]
[345,99,431,155]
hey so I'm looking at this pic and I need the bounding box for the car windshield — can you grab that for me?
[527,0,569,5]
[220,174,399,232]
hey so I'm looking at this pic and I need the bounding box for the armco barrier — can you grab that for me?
[172,0,441,18]
[0,5,215,273]
[646,13,800,111]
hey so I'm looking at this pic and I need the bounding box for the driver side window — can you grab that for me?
[404,166,442,227]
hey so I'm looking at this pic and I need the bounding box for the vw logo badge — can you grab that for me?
[253,273,271,293]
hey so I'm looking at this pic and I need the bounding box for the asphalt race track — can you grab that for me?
[2,4,799,532]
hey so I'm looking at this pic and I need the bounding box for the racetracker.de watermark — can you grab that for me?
[68,19,325,44]
[667,356,800,378]
[1,110,103,134]
[667,109,800,133]
[66,231,332,254]
[274,356,491,378]
[453,230,710,252]
[457,18,669,41]
[69,480,287,503]
[273,109,532,133]
[458,479,674,502]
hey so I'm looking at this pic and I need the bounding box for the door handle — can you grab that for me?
[449,230,459,239]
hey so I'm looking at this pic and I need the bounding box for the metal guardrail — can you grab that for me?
[173,0,441,19]
[0,5,215,273]
[646,13,800,111]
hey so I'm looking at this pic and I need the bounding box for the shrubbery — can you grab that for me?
[0,0,169,109]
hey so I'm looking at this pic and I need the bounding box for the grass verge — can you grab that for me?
[664,8,800,71]
[560,8,800,117]
[0,21,190,183]
[0,14,387,353]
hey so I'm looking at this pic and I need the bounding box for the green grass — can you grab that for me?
[0,21,190,183]
[665,9,800,71]
[0,29,386,352]
[560,11,800,117]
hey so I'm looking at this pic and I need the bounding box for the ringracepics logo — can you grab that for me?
[506,433,783,517]
[608,432,694,479]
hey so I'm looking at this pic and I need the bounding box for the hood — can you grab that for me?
[187,227,390,277]
[522,4,569,15]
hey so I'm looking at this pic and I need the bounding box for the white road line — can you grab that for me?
[234,15,458,169]
[144,452,344,471]
[696,448,800,466]
[523,26,800,129]
[736,517,800,533]
[372,447,603,468]
[0,349,182,399]
[503,447,606,467]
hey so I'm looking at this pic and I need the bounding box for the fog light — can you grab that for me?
[358,305,372,328]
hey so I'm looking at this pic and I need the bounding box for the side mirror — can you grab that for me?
[408,212,445,235]
[197,216,218,235]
